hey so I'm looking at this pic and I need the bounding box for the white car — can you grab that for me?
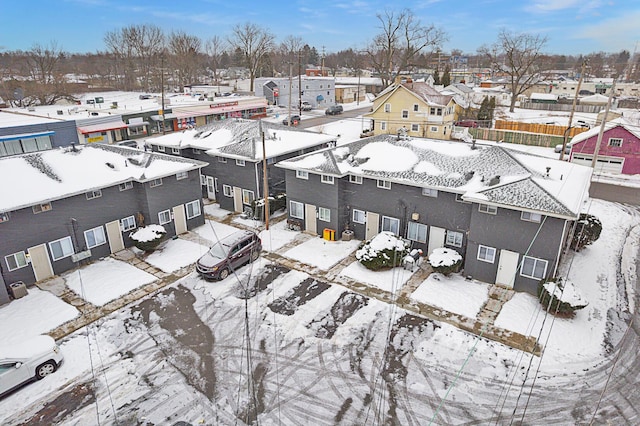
[0,335,64,398]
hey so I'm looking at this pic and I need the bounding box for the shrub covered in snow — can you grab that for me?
[355,231,410,271]
[428,248,463,276]
[130,224,166,252]
[537,277,588,318]
[570,213,602,252]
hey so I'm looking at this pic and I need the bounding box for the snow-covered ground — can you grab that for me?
[1,110,639,423]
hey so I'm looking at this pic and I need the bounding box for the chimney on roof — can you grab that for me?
[464,171,475,181]
[488,175,500,186]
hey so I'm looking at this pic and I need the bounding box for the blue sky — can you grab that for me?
[1,0,638,56]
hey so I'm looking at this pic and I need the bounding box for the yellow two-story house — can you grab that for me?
[365,79,461,140]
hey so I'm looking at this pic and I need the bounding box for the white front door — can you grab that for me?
[233,186,243,213]
[27,244,54,282]
[206,176,216,199]
[173,205,188,235]
[305,204,317,235]
[365,212,380,240]
[105,220,125,253]
[496,249,519,288]
[427,226,446,257]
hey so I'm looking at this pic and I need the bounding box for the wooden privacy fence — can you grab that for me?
[495,120,589,137]
[470,127,572,147]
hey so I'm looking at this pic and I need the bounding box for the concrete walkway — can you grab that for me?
[39,209,541,355]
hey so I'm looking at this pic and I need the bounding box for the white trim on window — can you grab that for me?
[382,216,400,235]
[49,236,74,261]
[290,200,304,219]
[242,189,255,205]
[352,209,365,224]
[430,126,438,132]
[411,124,419,132]
[171,147,180,154]
[521,211,542,223]
[218,157,227,163]
[176,171,188,180]
[158,209,172,224]
[119,181,133,191]
[521,256,548,280]
[121,215,136,231]
[377,179,391,189]
[84,226,107,249]
[296,170,309,179]
[5,251,28,271]
[446,230,463,247]
[381,121,387,131]
[318,207,330,222]
[86,189,102,200]
[150,178,163,188]
[422,188,437,197]
[384,103,391,113]
[236,159,246,166]
[608,137,623,147]
[455,194,470,203]
[157,145,165,152]
[479,204,497,215]
[321,175,334,184]
[407,222,427,243]
[402,110,409,119]
[32,203,52,214]
[186,200,201,219]
[477,245,496,263]
[223,184,233,197]
[349,175,362,184]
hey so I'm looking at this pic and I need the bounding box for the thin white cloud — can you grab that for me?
[573,10,640,51]
[525,0,581,12]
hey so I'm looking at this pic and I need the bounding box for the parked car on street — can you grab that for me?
[0,335,64,398]
[196,230,262,280]
[282,115,301,126]
[298,101,312,111]
[554,142,574,154]
[454,120,479,128]
[325,105,344,115]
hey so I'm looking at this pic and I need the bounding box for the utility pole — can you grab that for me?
[287,61,292,127]
[260,119,269,230]
[560,60,586,160]
[591,80,616,169]
[160,52,166,135]
[298,50,302,112]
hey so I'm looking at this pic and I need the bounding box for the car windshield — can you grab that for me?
[207,242,230,259]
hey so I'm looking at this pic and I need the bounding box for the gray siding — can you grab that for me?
[215,158,260,211]
[0,170,205,287]
[0,121,80,149]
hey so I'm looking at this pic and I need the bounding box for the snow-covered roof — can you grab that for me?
[0,144,207,212]
[580,93,609,104]
[146,119,336,161]
[570,117,640,145]
[277,135,592,219]
[531,93,559,101]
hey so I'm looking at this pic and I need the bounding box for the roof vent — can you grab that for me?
[545,166,551,178]
[488,175,500,186]
[464,171,475,181]
[106,162,115,169]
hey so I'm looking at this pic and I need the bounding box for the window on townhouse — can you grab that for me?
[413,104,419,112]
[446,230,463,247]
[349,175,362,184]
[121,215,136,231]
[218,157,227,163]
[321,175,334,184]
[318,207,330,222]
[157,145,166,152]
[381,122,387,131]
[608,138,623,147]
[236,159,246,166]
[430,126,438,132]
[290,200,304,219]
[242,189,254,205]
[402,110,409,119]
[176,171,188,180]
[32,203,52,214]
[521,256,548,280]
[352,209,365,224]
[407,222,427,243]
[119,181,133,191]
[382,216,400,235]
[296,170,309,179]
[411,124,419,132]
[5,251,28,271]
[49,236,74,261]
[223,185,233,197]
[377,179,391,189]
[384,104,391,113]
[186,200,201,219]
[477,245,496,263]
[0,212,9,223]
[84,226,107,249]
[158,209,172,224]
[479,204,497,215]
[171,147,180,154]
[422,188,438,197]
[150,178,163,188]
[86,189,102,200]
[521,211,542,223]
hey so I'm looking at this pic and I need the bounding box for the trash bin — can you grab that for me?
[9,281,28,299]
[323,228,336,241]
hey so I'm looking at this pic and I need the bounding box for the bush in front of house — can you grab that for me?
[428,248,463,276]
[130,224,167,252]
[356,231,410,271]
[537,277,588,318]
[570,213,602,252]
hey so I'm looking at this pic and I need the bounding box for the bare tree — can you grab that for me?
[228,22,275,92]
[365,9,446,88]
[22,41,72,105]
[168,31,203,90]
[104,24,165,91]
[205,35,227,89]
[479,30,548,112]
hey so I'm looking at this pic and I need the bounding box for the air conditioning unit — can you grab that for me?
[9,281,28,299]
